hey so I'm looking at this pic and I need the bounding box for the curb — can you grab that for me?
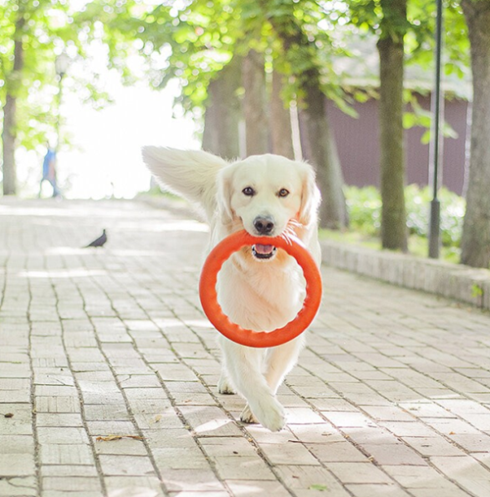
[320,239,490,311]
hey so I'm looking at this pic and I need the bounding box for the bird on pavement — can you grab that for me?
[84,229,107,248]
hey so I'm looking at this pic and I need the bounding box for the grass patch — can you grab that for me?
[319,229,461,265]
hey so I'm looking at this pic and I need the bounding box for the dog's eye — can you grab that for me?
[278,188,290,198]
[242,187,255,196]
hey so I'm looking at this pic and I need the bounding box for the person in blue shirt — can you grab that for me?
[40,145,61,198]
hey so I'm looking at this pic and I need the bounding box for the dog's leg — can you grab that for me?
[265,335,305,394]
[219,337,285,432]
[217,369,236,395]
[240,334,305,425]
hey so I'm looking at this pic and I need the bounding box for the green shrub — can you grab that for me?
[345,186,381,236]
[344,185,465,247]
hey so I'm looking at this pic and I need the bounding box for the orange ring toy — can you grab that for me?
[199,230,322,348]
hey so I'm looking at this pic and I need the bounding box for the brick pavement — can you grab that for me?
[0,197,489,497]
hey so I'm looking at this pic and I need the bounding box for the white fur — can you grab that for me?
[142,147,321,431]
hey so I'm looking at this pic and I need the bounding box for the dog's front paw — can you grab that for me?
[218,375,236,395]
[240,404,258,424]
[250,398,286,432]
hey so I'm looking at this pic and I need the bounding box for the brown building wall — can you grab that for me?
[327,96,469,196]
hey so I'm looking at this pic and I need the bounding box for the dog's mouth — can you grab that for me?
[252,244,277,261]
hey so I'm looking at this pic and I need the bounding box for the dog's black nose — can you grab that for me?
[254,216,274,235]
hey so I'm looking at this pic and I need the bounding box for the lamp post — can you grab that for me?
[428,0,444,259]
[55,52,70,152]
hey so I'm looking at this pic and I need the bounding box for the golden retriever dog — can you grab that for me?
[142,147,321,431]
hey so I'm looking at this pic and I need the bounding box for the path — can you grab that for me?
[1,198,489,497]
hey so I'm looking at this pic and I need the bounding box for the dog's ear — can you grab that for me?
[216,164,236,225]
[298,163,321,227]
[141,146,228,221]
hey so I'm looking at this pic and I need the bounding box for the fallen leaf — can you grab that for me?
[96,434,143,442]
[449,431,455,435]
[3,413,14,418]
[309,484,328,491]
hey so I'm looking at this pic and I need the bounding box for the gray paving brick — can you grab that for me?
[0,476,37,496]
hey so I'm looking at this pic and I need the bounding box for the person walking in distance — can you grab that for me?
[40,144,61,198]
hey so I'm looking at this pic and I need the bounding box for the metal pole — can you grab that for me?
[56,72,64,152]
[428,0,444,259]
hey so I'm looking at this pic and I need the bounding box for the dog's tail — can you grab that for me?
[142,146,228,222]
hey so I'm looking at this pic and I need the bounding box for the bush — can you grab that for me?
[345,186,382,236]
[344,185,465,247]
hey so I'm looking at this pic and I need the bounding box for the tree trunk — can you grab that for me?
[2,95,17,196]
[242,49,269,156]
[202,57,241,160]
[377,0,408,251]
[2,19,25,196]
[460,0,490,268]
[269,14,347,229]
[298,84,347,229]
[269,70,294,159]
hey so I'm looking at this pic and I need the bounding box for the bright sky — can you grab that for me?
[60,77,200,199]
[21,72,200,200]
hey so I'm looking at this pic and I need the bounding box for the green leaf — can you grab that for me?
[309,484,329,491]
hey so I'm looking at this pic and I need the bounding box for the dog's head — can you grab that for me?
[217,154,320,262]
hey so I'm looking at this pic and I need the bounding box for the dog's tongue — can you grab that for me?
[254,244,274,255]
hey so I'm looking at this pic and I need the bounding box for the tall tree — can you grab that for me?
[267,2,348,229]
[348,0,408,249]
[0,0,128,196]
[377,0,408,251]
[202,57,242,160]
[460,0,490,268]
[2,13,25,195]
[242,49,269,156]
[269,69,294,159]
[139,0,348,228]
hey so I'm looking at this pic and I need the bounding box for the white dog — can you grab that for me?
[142,147,321,431]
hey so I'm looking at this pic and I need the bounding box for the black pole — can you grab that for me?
[56,72,65,152]
[428,0,444,259]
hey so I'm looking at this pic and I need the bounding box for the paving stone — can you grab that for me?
[0,476,37,496]
[225,480,290,496]
[258,442,320,466]
[153,447,210,470]
[98,455,156,476]
[275,465,351,495]
[326,462,394,484]
[430,456,490,497]
[383,465,475,495]
[39,444,94,465]
[41,476,102,492]
[104,476,165,497]
[160,468,225,492]
[401,436,465,457]
[211,455,275,480]
[40,465,98,477]
[0,453,35,476]
[362,443,427,466]
[345,483,412,497]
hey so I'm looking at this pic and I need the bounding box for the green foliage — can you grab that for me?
[345,184,465,248]
[132,0,356,115]
[405,184,465,246]
[0,0,140,154]
[345,185,382,236]
[471,284,483,299]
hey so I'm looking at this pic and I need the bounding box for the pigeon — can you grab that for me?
[84,229,107,248]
